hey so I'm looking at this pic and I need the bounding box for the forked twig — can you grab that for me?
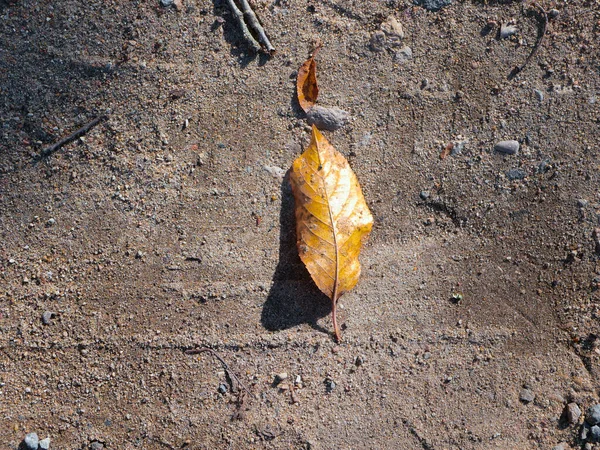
[185,347,251,395]
[508,3,548,80]
[40,115,108,158]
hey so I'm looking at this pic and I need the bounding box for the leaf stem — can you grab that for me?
[332,288,341,343]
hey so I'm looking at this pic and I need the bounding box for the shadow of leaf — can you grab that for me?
[261,171,331,335]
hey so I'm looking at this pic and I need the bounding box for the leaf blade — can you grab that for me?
[296,56,319,113]
[290,126,373,341]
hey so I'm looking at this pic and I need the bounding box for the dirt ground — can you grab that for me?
[1,0,600,448]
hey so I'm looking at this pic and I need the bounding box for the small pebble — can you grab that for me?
[42,311,56,325]
[325,379,336,392]
[39,437,51,449]
[548,9,559,19]
[587,405,600,425]
[534,89,544,101]
[506,168,526,181]
[494,140,519,155]
[306,106,349,131]
[355,355,364,367]
[500,23,518,39]
[582,423,591,440]
[577,199,588,208]
[394,46,412,63]
[263,165,286,180]
[90,442,104,450]
[413,0,453,11]
[380,16,404,44]
[218,383,228,394]
[274,372,288,384]
[552,443,567,450]
[24,433,39,450]
[519,388,535,403]
[592,425,600,442]
[419,191,430,201]
[47,218,56,226]
[159,0,173,6]
[369,31,386,52]
[566,402,582,425]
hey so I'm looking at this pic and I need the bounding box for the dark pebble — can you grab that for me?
[306,106,349,131]
[582,423,591,440]
[413,0,452,11]
[587,404,600,425]
[218,383,228,394]
[325,379,336,392]
[506,169,526,181]
[419,191,430,200]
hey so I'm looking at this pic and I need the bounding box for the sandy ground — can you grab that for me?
[1,0,600,449]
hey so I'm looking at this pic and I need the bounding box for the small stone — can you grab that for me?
[173,0,183,10]
[506,168,526,181]
[500,23,518,39]
[519,388,535,403]
[548,9,560,19]
[369,31,386,52]
[413,0,452,11]
[586,404,600,425]
[355,355,364,367]
[306,106,349,131]
[218,383,228,394]
[325,378,336,392]
[577,198,589,208]
[552,443,567,450]
[47,218,56,226]
[39,437,51,449]
[159,0,173,6]
[494,140,519,155]
[393,46,412,63]
[24,433,39,450]
[274,372,288,384]
[42,311,55,325]
[419,191,430,200]
[135,250,144,259]
[581,424,590,440]
[263,165,286,180]
[381,16,404,45]
[534,89,544,101]
[592,425,600,442]
[565,402,582,425]
[90,442,104,450]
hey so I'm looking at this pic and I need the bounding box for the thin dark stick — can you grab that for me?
[238,0,275,55]
[508,3,548,80]
[185,347,251,395]
[225,0,261,52]
[40,115,107,158]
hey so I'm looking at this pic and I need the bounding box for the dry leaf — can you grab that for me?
[290,126,373,341]
[440,142,453,160]
[296,53,319,113]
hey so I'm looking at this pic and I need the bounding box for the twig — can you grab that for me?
[185,347,251,395]
[508,3,548,80]
[225,0,261,53]
[238,0,275,55]
[40,115,107,158]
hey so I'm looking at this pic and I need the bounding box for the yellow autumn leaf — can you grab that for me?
[290,126,374,341]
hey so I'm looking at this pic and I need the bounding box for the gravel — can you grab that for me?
[494,140,519,155]
[586,404,600,425]
[306,106,349,131]
[274,372,288,384]
[24,433,39,450]
[519,388,535,404]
